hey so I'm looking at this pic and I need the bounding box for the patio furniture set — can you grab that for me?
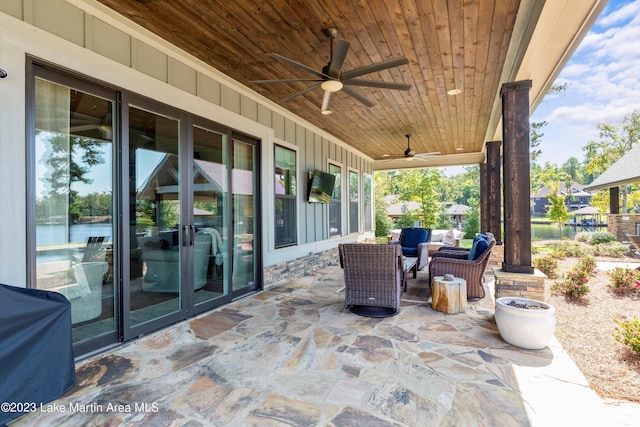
[339,228,495,317]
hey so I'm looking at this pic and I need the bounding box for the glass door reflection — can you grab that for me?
[33,77,116,346]
[191,125,229,309]
[129,105,182,328]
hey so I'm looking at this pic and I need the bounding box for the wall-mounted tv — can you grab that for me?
[307,169,336,203]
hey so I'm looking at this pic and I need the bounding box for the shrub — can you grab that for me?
[592,241,631,258]
[589,231,617,244]
[607,267,640,294]
[533,255,558,278]
[552,264,591,298]
[613,317,640,354]
[573,231,617,244]
[574,231,591,243]
[577,255,597,276]
[549,241,588,258]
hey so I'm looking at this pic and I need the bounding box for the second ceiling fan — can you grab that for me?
[378,134,440,162]
[251,28,411,113]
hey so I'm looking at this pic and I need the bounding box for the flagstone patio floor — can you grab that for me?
[11,265,640,426]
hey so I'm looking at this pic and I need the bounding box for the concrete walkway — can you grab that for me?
[11,266,640,426]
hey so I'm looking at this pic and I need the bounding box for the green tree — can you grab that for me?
[396,203,418,228]
[374,172,394,238]
[530,120,547,163]
[374,202,393,238]
[395,168,444,227]
[583,110,640,212]
[560,157,584,183]
[546,182,570,239]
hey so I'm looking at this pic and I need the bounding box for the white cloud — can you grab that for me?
[596,1,640,27]
[533,0,640,167]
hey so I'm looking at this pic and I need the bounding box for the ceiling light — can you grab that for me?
[456,147,464,151]
[321,79,343,93]
[447,89,461,96]
[321,109,332,115]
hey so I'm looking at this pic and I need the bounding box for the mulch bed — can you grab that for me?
[538,252,640,403]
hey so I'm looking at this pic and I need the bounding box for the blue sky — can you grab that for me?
[531,0,640,167]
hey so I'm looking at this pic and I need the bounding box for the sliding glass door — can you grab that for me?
[31,63,261,355]
[190,122,231,311]
[127,104,184,333]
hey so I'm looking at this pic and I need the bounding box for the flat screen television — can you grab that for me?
[307,169,336,203]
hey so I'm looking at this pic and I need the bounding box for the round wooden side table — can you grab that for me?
[431,276,467,314]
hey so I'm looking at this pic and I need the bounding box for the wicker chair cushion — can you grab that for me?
[468,236,489,260]
[400,228,429,256]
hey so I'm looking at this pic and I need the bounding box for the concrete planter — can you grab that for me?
[495,297,556,350]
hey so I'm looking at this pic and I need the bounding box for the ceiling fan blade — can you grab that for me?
[341,56,409,80]
[328,39,351,77]
[342,86,375,108]
[413,151,441,158]
[250,78,323,84]
[321,91,333,111]
[276,83,322,104]
[266,53,331,79]
[68,124,101,132]
[344,79,411,91]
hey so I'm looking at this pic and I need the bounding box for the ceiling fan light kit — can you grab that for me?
[251,28,410,113]
[320,80,343,92]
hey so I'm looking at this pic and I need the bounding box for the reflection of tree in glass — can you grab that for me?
[37,132,105,223]
[135,199,179,231]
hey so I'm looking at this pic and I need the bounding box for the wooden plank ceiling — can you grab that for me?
[98,0,521,167]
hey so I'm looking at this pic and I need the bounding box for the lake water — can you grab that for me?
[530,223,607,240]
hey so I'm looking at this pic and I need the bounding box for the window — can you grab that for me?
[329,164,342,237]
[364,173,373,231]
[275,145,297,247]
[349,170,359,233]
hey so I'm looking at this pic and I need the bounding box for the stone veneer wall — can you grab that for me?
[487,244,504,273]
[608,214,640,242]
[493,268,547,301]
[263,247,340,290]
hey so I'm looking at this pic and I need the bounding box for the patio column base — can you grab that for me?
[493,267,546,301]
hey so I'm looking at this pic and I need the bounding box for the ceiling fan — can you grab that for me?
[250,28,411,114]
[377,134,440,162]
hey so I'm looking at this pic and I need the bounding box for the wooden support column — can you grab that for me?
[501,81,533,274]
[610,187,620,214]
[480,163,489,233]
[486,140,502,244]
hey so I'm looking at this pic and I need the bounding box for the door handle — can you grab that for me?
[190,225,195,246]
[183,225,189,247]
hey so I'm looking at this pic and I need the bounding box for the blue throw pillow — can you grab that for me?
[468,236,489,260]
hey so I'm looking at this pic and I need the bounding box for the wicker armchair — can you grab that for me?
[390,227,432,270]
[627,233,640,256]
[339,243,404,317]
[429,240,496,300]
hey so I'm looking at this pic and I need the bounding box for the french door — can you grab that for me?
[124,97,260,340]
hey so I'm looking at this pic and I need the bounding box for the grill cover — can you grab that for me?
[0,284,76,425]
